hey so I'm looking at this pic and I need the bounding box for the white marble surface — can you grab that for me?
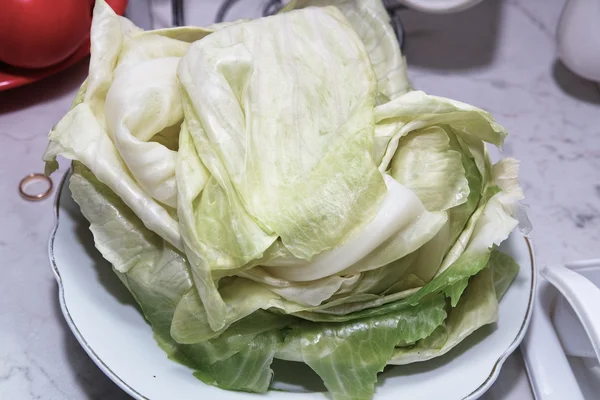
[0,0,599,399]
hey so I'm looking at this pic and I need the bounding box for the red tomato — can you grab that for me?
[0,0,92,69]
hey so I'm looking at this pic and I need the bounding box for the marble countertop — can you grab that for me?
[1,0,599,399]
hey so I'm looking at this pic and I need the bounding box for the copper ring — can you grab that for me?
[19,173,53,201]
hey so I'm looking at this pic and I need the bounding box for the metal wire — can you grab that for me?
[172,0,185,26]
[390,9,406,51]
[215,0,242,23]
[383,0,407,12]
[382,0,407,50]
[262,0,283,16]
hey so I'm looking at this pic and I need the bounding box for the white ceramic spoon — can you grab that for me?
[521,278,585,400]
[544,260,600,362]
[522,259,600,400]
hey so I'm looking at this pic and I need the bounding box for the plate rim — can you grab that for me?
[464,237,536,399]
[48,169,536,400]
[49,170,150,400]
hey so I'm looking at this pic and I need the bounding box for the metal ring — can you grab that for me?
[19,173,53,201]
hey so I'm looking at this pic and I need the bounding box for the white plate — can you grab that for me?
[49,171,536,400]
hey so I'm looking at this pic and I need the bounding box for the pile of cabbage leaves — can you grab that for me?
[44,1,525,399]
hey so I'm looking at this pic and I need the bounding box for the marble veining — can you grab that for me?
[1,0,599,399]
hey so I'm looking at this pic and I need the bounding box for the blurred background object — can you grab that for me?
[385,0,484,13]
[556,0,600,83]
[0,0,127,91]
[0,0,91,69]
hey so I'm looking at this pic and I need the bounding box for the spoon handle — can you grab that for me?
[521,279,585,400]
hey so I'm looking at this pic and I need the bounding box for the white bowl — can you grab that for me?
[49,171,536,400]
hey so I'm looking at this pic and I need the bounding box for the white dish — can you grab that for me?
[49,171,536,400]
